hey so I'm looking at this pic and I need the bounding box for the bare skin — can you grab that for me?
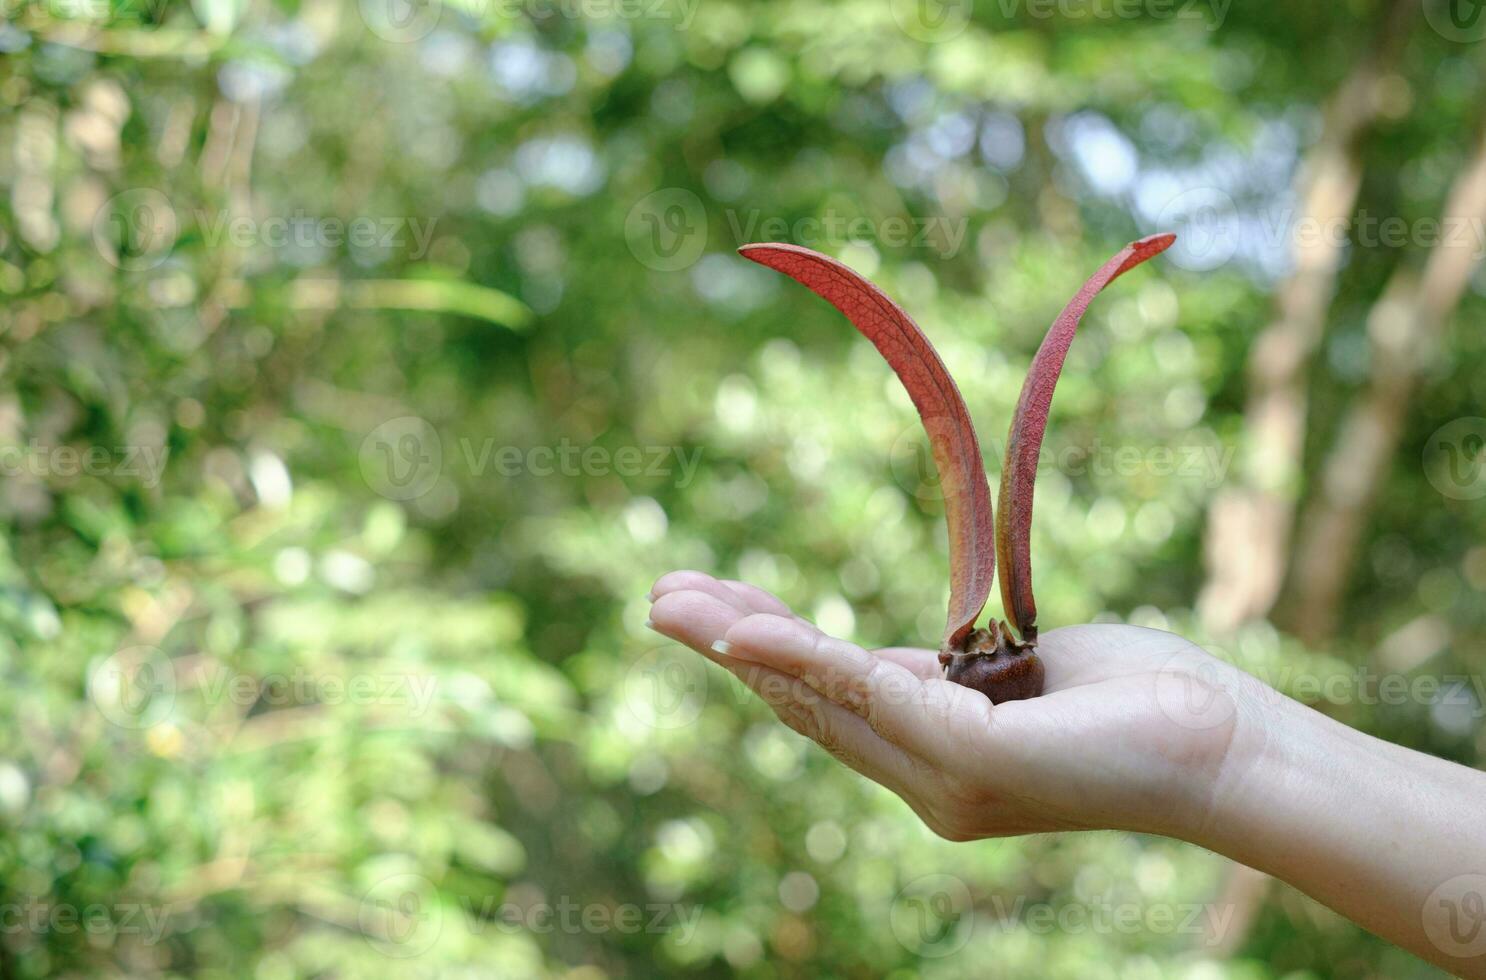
[647,570,1486,978]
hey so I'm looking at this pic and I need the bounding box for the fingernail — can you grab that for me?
[646,590,658,602]
[711,640,732,656]
[644,619,658,632]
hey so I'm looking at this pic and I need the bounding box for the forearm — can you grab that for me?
[1191,691,1486,977]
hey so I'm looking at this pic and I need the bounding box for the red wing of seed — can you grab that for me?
[740,243,994,653]
[996,233,1176,641]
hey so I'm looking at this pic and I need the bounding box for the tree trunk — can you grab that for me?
[1286,120,1486,646]
[1195,0,1414,635]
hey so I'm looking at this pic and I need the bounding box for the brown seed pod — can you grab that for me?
[938,622,1045,704]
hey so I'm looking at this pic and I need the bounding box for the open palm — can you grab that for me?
[647,570,1252,842]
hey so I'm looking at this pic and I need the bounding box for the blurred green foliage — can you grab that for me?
[0,0,1482,975]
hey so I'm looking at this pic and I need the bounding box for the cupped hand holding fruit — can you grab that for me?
[645,238,1486,978]
[646,572,1486,980]
[647,235,1222,842]
[646,571,1249,842]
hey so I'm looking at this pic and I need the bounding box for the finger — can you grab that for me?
[716,578,796,618]
[649,571,753,617]
[873,646,942,681]
[734,657,922,793]
[648,591,920,791]
[648,589,747,654]
[718,614,984,763]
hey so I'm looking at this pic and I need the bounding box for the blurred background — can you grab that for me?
[1,0,1484,975]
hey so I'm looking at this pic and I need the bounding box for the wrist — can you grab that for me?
[1176,667,1373,874]
[1156,657,1321,856]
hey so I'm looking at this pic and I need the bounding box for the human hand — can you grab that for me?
[650,570,1486,976]
[647,570,1261,843]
